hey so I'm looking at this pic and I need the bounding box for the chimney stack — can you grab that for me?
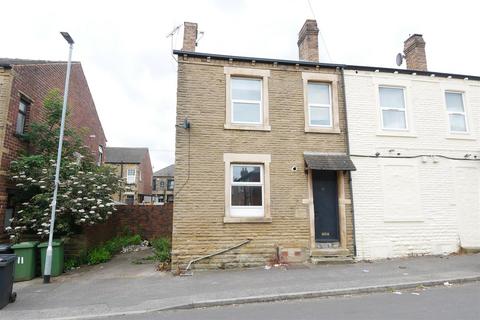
[182,22,198,52]
[297,20,319,62]
[403,34,427,71]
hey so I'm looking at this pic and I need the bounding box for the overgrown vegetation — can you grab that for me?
[64,234,142,269]
[151,237,171,262]
[5,89,124,242]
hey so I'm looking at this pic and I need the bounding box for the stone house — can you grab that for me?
[0,59,106,238]
[152,164,175,203]
[105,147,153,204]
[172,20,356,269]
[343,35,480,259]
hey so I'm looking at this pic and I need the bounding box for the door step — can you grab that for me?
[310,248,353,264]
[311,256,354,264]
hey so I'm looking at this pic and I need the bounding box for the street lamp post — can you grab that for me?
[43,32,74,284]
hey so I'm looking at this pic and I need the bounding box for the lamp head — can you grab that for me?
[60,32,74,44]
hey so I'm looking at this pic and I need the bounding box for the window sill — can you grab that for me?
[224,123,271,132]
[224,216,272,224]
[376,131,417,138]
[445,134,476,141]
[305,127,341,134]
[13,133,26,140]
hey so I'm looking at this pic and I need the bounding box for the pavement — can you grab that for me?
[104,282,480,320]
[1,250,479,320]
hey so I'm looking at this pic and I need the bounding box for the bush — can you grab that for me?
[151,237,171,262]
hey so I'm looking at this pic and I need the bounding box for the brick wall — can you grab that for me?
[344,69,480,259]
[65,204,173,258]
[138,152,153,196]
[173,56,354,269]
[0,62,106,232]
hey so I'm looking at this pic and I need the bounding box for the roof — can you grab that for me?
[154,164,175,177]
[173,50,480,82]
[304,152,356,171]
[0,58,81,69]
[105,147,149,164]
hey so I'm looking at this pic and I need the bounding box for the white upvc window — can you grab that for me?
[230,164,264,217]
[445,91,468,133]
[127,169,136,184]
[379,86,408,130]
[307,82,332,127]
[231,77,262,124]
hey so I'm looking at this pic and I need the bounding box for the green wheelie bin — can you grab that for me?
[11,241,39,281]
[38,240,64,277]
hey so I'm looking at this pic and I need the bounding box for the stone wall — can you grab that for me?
[173,56,354,269]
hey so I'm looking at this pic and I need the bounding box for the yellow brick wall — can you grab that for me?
[173,57,354,269]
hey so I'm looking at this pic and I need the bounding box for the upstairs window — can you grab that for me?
[97,145,103,166]
[152,178,157,191]
[231,77,262,124]
[127,169,136,184]
[379,86,407,130]
[445,91,467,133]
[16,99,29,135]
[167,179,174,191]
[307,82,332,127]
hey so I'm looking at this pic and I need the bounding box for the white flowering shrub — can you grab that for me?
[6,90,124,241]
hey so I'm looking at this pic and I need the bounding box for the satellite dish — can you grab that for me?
[396,53,404,66]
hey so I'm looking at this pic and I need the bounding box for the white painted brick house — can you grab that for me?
[344,36,480,259]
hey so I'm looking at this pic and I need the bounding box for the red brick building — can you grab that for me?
[0,59,107,237]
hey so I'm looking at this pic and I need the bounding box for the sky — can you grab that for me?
[2,0,480,171]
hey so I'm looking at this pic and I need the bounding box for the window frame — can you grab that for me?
[126,169,136,184]
[444,90,469,134]
[378,85,409,131]
[97,145,103,166]
[230,77,263,125]
[302,72,340,133]
[16,99,29,135]
[167,179,174,191]
[224,153,271,223]
[224,67,271,131]
[230,164,264,217]
[307,82,333,128]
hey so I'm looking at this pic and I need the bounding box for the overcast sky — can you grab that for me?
[3,0,480,171]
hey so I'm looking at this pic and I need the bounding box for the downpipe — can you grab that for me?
[180,239,252,276]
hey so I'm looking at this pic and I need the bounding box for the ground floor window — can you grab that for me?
[223,153,271,222]
[166,194,174,203]
[231,164,263,217]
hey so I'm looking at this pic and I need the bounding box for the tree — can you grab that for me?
[6,89,123,241]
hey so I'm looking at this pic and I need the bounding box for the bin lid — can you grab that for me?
[12,241,39,249]
[0,254,16,266]
[0,243,12,250]
[38,240,64,248]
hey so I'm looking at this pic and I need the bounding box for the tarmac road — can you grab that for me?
[110,282,480,320]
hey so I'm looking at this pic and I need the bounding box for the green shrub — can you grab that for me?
[151,237,171,262]
[87,247,112,265]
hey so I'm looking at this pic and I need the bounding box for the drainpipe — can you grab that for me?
[340,67,357,257]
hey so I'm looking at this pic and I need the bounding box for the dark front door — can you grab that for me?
[312,170,339,242]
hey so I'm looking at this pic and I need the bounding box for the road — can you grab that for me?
[109,282,480,320]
